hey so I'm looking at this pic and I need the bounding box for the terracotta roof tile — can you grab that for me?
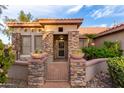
[6,22,42,27]
[6,18,83,27]
[35,18,83,26]
[79,27,108,35]
[96,23,124,37]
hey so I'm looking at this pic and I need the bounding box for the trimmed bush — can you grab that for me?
[82,41,122,60]
[107,57,124,87]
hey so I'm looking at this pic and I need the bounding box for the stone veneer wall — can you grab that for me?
[12,33,21,60]
[68,31,79,57]
[28,57,47,88]
[69,56,86,87]
[42,31,53,62]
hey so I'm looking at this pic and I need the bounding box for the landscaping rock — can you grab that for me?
[86,72,113,88]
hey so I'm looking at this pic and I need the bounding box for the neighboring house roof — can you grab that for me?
[95,24,124,38]
[79,27,108,38]
[6,18,83,28]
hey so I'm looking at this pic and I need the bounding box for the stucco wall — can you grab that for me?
[79,38,88,48]
[94,31,124,51]
[45,25,78,34]
[85,58,108,82]
[8,61,28,81]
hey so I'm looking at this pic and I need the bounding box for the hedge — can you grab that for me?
[107,57,124,87]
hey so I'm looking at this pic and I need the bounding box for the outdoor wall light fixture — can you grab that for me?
[59,35,64,40]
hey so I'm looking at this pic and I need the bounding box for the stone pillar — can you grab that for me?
[12,33,21,60]
[68,31,79,57]
[69,55,86,87]
[28,55,47,88]
[42,31,53,62]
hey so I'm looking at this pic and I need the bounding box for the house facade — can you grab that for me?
[7,18,110,87]
[7,18,83,62]
[7,18,108,62]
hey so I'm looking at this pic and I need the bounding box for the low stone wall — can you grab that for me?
[8,61,28,81]
[28,55,48,88]
[85,58,108,82]
[69,54,108,87]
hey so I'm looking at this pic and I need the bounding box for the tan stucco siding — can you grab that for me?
[94,31,124,51]
[79,39,83,48]
[79,38,88,48]
[45,25,78,34]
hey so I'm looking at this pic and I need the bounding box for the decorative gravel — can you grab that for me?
[0,79,28,88]
[86,72,113,88]
[0,72,113,88]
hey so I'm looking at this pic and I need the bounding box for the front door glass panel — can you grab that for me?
[58,41,65,58]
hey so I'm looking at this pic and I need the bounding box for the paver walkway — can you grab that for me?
[42,81,70,88]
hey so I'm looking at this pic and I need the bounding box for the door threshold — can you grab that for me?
[46,80,69,82]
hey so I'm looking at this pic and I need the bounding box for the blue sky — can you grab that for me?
[1,5,124,44]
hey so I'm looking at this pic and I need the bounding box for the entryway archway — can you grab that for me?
[53,35,68,61]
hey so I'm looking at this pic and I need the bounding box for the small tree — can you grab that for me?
[18,10,33,22]
[84,34,96,46]
[27,13,33,22]
[0,40,15,84]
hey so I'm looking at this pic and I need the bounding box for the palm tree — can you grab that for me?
[0,5,7,27]
[0,5,7,15]
[84,34,96,46]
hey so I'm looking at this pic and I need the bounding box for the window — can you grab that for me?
[58,27,63,32]
[21,35,42,55]
[34,35,42,51]
[22,36,31,55]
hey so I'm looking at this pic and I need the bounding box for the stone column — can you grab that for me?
[12,33,21,60]
[42,31,53,62]
[68,31,79,57]
[69,55,86,87]
[28,55,47,88]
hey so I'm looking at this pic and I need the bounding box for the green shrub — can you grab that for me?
[0,40,15,84]
[107,57,124,87]
[82,41,122,60]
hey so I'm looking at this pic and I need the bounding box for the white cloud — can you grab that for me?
[67,5,83,14]
[91,5,124,19]
[1,5,72,19]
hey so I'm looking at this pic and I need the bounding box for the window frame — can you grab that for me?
[34,35,42,51]
[21,34,42,56]
[21,35,32,55]
[58,27,63,32]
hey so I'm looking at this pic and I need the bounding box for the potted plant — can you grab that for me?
[70,49,84,59]
[31,49,48,59]
[31,49,42,59]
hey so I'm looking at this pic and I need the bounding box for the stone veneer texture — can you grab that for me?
[69,58,86,87]
[68,31,79,57]
[12,33,21,60]
[28,58,47,88]
[42,31,53,62]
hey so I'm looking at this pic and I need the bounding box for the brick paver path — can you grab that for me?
[42,81,70,88]
[46,62,68,81]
